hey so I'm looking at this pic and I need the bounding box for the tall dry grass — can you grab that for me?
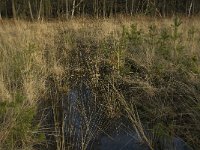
[0,17,200,149]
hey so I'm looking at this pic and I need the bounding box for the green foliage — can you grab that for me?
[157,27,171,60]
[0,92,38,149]
[171,17,184,58]
[187,26,196,41]
[178,55,199,74]
[171,17,182,40]
[122,24,143,48]
[153,123,170,139]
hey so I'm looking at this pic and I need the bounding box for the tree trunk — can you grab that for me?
[114,0,117,16]
[28,0,34,21]
[125,0,128,14]
[131,0,135,16]
[96,0,99,19]
[38,0,43,20]
[162,0,166,17]
[71,0,76,19]
[0,6,2,20]
[103,0,106,19]
[94,0,98,18]
[188,0,194,17]
[66,0,69,19]
[11,0,16,19]
[82,2,86,17]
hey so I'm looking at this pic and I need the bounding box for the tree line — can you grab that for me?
[0,0,200,20]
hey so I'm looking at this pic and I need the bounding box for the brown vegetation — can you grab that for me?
[0,17,200,149]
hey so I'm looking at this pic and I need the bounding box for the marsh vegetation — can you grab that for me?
[0,17,200,149]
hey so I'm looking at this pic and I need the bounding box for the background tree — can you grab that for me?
[0,0,200,19]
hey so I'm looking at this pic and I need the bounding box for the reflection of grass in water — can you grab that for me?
[0,17,200,149]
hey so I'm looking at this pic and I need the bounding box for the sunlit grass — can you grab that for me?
[0,16,200,149]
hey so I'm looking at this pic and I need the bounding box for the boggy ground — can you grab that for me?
[0,17,200,149]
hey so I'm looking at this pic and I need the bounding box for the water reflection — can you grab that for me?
[40,81,192,150]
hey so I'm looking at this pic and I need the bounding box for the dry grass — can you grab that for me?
[0,16,200,149]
